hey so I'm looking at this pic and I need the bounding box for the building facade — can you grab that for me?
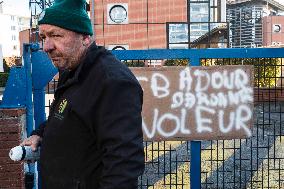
[263,15,284,46]
[0,3,30,57]
[227,0,284,48]
[92,0,227,50]
[0,45,3,72]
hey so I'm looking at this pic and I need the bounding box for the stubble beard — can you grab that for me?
[50,47,86,71]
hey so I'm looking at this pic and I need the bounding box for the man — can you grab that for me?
[20,0,145,188]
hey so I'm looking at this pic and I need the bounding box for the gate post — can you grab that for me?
[23,44,34,136]
[190,141,201,189]
[190,56,201,189]
[31,43,58,189]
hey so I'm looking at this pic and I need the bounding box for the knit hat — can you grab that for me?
[38,0,93,35]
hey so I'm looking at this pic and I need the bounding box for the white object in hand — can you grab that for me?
[9,146,40,161]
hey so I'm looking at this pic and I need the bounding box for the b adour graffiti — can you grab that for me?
[131,65,254,141]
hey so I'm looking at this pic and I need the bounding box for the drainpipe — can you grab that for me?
[91,0,95,35]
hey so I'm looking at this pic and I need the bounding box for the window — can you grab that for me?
[273,24,281,33]
[200,15,209,22]
[190,4,209,22]
[0,4,3,14]
[168,23,189,49]
[169,24,188,43]
[107,3,129,24]
[108,44,129,50]
[191,6,200,12]
[11,16,15,21]
[12,35,16,41]
[191,24,200,30]
[201,24,209,30]
[169,44,188,49]
[11,26,16,31]
[13,45,17,50]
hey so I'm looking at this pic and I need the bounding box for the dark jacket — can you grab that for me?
[32,43,145,189]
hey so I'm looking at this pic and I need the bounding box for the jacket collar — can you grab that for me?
[56,42,106,92]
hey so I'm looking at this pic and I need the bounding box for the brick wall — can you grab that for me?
[254,88,284,102]
[93,0,187,49]
[0,108,26,189]
[19,28,39,56]
[262,16,284,47]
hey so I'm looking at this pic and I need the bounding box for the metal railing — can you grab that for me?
[37,48,284,188]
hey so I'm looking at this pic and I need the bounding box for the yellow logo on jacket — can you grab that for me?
[54,99,68,121]
[58,99,68,114]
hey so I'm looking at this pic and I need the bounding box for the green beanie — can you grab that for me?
[38,0,93,35]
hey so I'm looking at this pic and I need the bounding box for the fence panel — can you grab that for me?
[43,49,284,189]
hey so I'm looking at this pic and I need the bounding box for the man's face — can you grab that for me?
[39,24,86,71]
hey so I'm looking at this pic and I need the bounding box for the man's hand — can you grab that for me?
[20,135,42,152]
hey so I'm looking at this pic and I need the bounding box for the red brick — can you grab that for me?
[0,125,21,133]
[254,88,284,102]
[93,0,188,49]
[0,178,24,188]
[0,148,12,158]
[0,109,25,118]
[130,41,145,49]
[0,118,21,126]
[0,133,20,141]
[0,163,23,172]
[0,157,19,164]
[0,171,23,180]
[0,141,19,149]
[0,108,25,189]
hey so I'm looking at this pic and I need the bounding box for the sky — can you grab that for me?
[2,0,284,18]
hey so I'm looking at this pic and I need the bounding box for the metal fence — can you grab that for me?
[43,48,284,189]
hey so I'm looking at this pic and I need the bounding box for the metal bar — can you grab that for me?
[112,48,284,60]
[0,66,27,107]
[23,44,36,189]
[33,88,45,189]
[30,44,55,189]
[189,56,201,189]
[190,141,201,189]
[23,44,34,136]
[33,48,284,188]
